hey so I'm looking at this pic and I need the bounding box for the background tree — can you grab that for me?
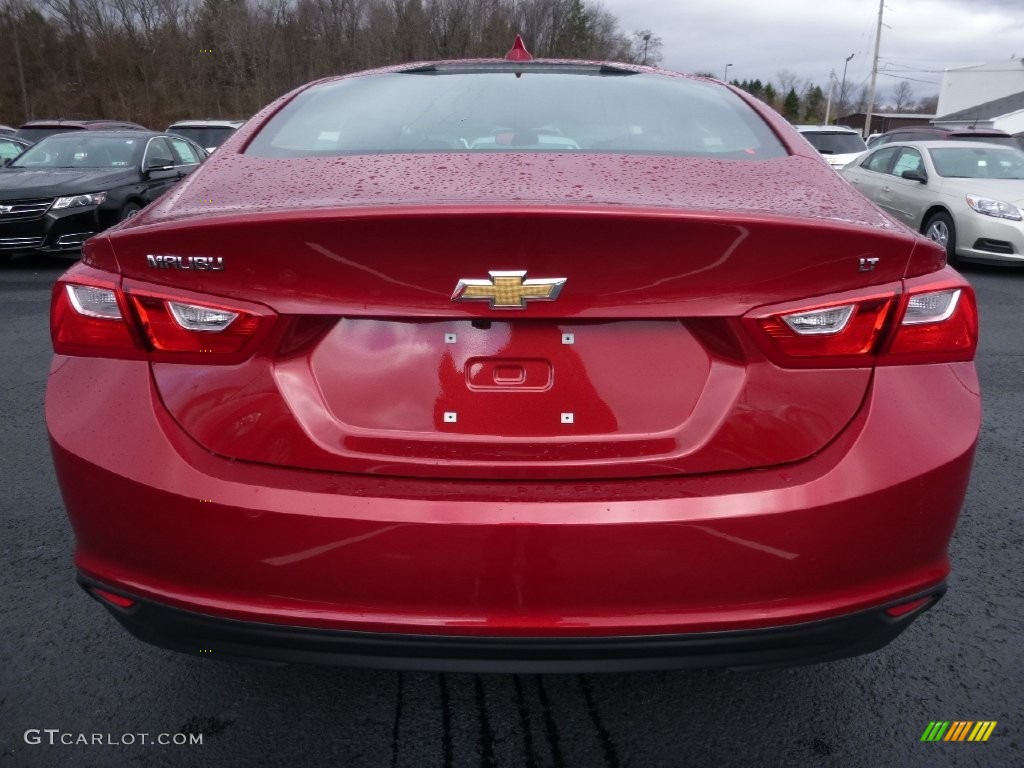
[553,0,590,58]
[802,84,824,123]
[14,4,935,132]
[0,0,659,127]
[732,71,938,124]
[889,80,915,112]
[915,93,939,114]
[775,69,803,102]
[782,87,800,121]
[852,84,871,113]
[622,29,661,66]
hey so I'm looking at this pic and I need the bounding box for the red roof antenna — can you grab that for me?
[505,35,533,62]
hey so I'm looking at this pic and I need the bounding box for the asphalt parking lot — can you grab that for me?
[1,255,1021,768]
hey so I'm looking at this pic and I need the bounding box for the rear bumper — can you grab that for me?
[48,356,979,666]
[79,573,944,672]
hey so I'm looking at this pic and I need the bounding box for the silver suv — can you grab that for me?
[166,119,244,152]
[794,125,868,170]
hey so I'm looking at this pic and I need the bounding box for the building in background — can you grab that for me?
[936,59,1024,117]
[932,91,1024,140]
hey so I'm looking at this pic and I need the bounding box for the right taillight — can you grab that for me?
[747,270,978,367]
[50,271,143,359]
[881,276,978,364]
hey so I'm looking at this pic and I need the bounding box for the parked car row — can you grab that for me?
[5,104,1022,271]
[1,117,244,149]
[0,116,246,259]
[0,130,207,258]
[786,117,1024,268]
[841,140,1024,267]
[798,125,1018,169]
[791,123,1024,267]
[14,119,150,143]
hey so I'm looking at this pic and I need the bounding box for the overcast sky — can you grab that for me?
[600,0,1024,100]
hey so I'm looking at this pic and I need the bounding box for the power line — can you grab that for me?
[878,61,1024,75]
[877,72,941,85]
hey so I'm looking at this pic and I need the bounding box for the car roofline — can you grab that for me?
[295,57,710,90]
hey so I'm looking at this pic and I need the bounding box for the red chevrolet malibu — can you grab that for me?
[47,44,979,672]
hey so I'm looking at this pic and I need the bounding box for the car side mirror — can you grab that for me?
[900,169,927,183]
[143,162,172,176]
[1,158,11,167]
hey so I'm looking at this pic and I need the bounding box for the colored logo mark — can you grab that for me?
[920,721,997,742]
[452,271,566,310]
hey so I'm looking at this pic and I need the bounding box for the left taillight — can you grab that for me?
[51,268,273,363]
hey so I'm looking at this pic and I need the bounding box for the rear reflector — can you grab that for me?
[92,588,135,609]
[884,597,931,618]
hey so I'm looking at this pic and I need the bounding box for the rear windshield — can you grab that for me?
[168,126,237,149]
[800,131,866,155]
[246,66,787,160]
[930,146,1024,179]
[16,127,82,143]
[12,134,144,168]
[949,134,1019,148]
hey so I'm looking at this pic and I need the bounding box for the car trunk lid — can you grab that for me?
[109,206,916,479]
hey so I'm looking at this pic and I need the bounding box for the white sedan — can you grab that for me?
[841,140,1024,266]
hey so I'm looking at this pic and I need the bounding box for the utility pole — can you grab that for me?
[864,0,884,137]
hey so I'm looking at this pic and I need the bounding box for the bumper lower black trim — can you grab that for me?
[77,574,945,673]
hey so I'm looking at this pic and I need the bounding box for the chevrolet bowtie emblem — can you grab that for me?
[452,271,566,309]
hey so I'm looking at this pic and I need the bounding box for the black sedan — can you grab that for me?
[0,130,206,258]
